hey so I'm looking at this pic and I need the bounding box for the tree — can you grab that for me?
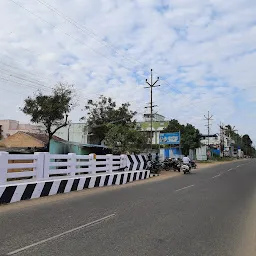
[21,83,74,151]
[105,124,147,154]
[242,134,253,156]
[162,119,201,155]
[81,95,136,144]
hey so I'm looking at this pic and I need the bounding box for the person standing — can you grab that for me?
[155,152,159,162]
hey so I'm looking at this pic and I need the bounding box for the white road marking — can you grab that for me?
[227,168,233,172]
[212,174,221,179]
[236,165,241,168]
[175,184,195,192]
[7,213,116,255]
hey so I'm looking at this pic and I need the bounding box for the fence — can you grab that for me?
[0,152,131,185]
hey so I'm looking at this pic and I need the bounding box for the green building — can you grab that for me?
[137,114,169,145]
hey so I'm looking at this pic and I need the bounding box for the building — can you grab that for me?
[0,131,64,153]
[0,120,43,139]
[0,131,109,155]
[200,134,220,147]
[51,140,110,155]
[54,123,89,144]
[199,133,237,157]
[137,113,169,145]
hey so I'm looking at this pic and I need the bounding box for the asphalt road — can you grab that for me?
[0,160,256,256]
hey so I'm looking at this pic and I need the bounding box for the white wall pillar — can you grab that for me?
[0,152,8,185]
[43,152,51,179]
[88,153,96,174]
[68,153,76,177]
[106,154,113,173]
[34,152,45,180]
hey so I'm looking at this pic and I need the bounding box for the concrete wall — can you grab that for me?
[196,146,207,160]
[54,123,88,143]
[0,152,150,205]
[160,148,182,160]
[50,140,110,155]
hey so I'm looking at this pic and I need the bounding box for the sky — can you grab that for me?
[0,0,256,142]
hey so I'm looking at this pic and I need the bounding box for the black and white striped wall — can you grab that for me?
[126,155,147,171]
[0,170,150,205]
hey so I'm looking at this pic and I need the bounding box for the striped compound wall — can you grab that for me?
[0,170,150,205]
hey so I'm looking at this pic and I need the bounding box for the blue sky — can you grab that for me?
[0,0,256,142]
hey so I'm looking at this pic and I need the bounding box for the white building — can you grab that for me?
[200,134,220,147]
[0,120,43,139]
[54,123,89,143]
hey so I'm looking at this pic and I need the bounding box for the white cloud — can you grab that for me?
[0,0,256,142]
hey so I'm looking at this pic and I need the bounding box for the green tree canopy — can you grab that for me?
[242,134,254,156]
[224,124,255,156]
[21,83,74,151]
[81,95,136,144]
[105,124,147,154]
[162,119,201,155]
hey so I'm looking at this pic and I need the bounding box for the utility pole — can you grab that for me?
[219,122,225,157]
[204,111,213,150]
[145,69,160,151]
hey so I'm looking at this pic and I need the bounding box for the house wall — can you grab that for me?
[49,140,110,155]
[160,148,182,160]
[54,123,88,143]
[1,132,44,148]
[196,146,207,160]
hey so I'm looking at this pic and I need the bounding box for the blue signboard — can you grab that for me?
[159,132,180,144]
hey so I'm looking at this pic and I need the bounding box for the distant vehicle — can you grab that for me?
[181,163,191,174]
[191,160,197,169]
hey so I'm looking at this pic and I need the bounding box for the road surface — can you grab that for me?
[0,160,255,256]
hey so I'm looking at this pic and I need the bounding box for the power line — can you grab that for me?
[9,0,182,96]
[36,0,183,94]
[0,76,42,94]
[34,0,144,68]
[34,0,188,96]
[0,54,55,83]
[9,0,139,75]
[0,66,52,90]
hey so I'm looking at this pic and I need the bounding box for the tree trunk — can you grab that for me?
[46,133,53,152]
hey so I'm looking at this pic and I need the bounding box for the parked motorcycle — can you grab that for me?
[162,158,173,171]
[146,160,162,174]
[171,159,181,172]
